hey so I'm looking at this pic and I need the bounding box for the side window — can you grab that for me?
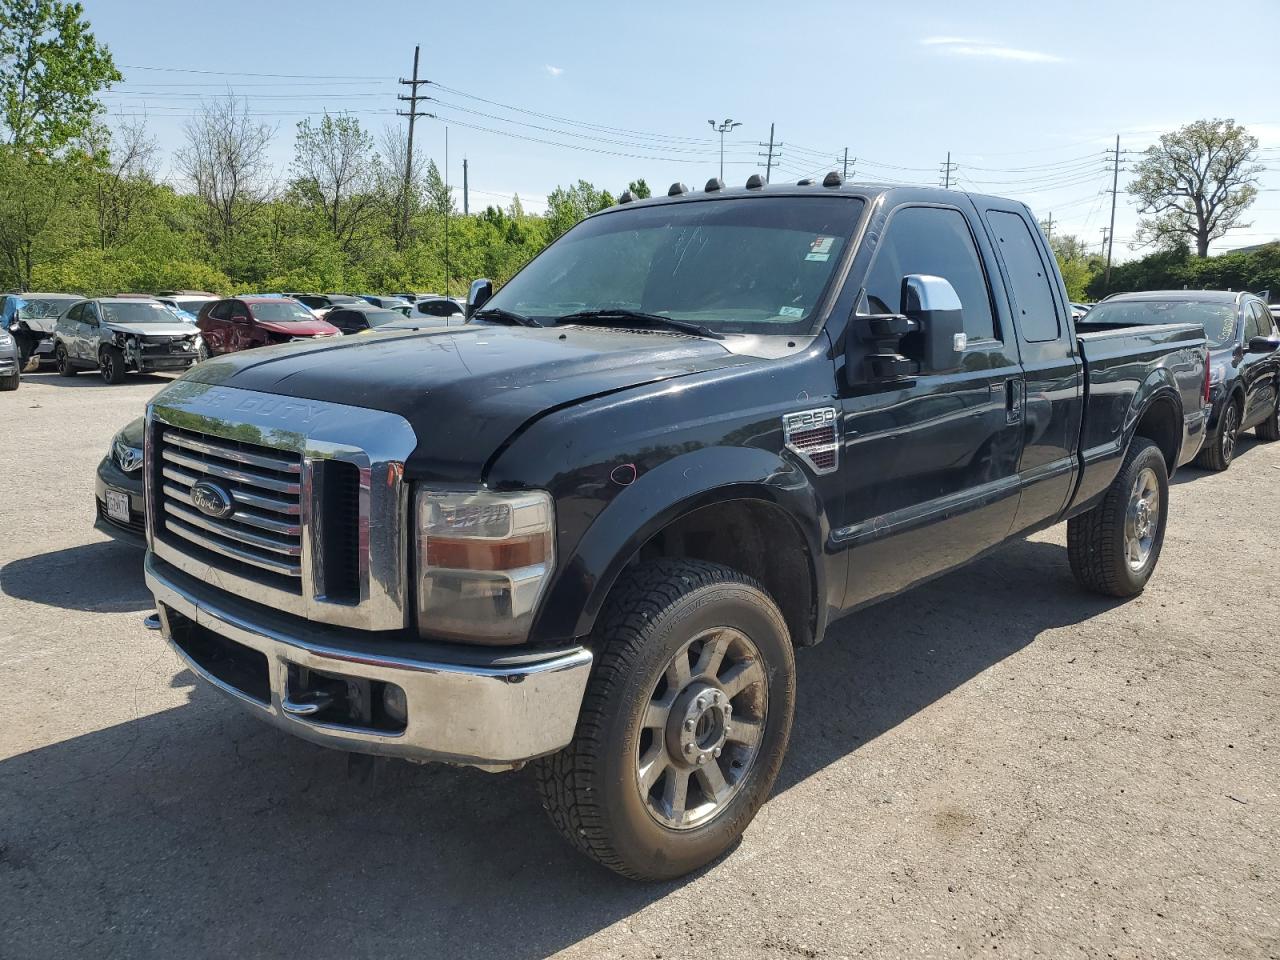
[1244,304,1264,341]
[232,301,251,321]
[1252,302,1275,338]
[84,302,100,325]
[863,206,996,341]
[207,301,228,321]
[986,210,1061,343]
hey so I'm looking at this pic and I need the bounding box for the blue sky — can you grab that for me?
[89,0,1280,259]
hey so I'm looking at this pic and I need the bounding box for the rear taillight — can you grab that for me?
[1202,350,1211,404]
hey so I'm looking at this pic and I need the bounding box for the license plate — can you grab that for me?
[106,489,131,523]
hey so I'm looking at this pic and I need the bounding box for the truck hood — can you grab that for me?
[107,321,199,337]
[182,324,756,480]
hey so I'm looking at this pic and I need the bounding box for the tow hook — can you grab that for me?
[281,688,336,716]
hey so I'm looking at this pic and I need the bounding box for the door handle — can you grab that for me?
[1004,378,1024,424]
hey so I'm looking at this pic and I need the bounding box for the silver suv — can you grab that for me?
[54,298,203,384]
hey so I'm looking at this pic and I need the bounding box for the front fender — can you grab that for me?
[530,445,833,645]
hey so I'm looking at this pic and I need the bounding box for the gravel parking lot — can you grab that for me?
[2,371,1278,960]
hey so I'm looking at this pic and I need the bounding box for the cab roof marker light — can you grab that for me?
[667,182,689,197]
[822,171,843,187]
[745,174,765,190]
[704,177,724,192]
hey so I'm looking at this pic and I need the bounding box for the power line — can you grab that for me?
[120,63,390,80]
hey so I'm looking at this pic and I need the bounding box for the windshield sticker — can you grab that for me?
[778,306,805,318]
[805,236,835,261]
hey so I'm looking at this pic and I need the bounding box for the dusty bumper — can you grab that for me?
[146,554,592,770]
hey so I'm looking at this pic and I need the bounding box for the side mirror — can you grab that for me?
[466,278,493,320]
[902,275,966,373]
[1247,335,1280,354]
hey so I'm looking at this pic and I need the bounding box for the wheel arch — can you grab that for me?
[531,446,832,650]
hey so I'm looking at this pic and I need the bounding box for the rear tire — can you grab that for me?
[534,558,796,880]
[99,346,126,385]
[1196,398,1239,470]
[1068,437,1168,597]
[55,344,77,377]
[1256,402,1280,442]
[0,371,18,391]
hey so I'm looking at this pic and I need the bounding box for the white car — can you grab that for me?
[53,297,203,384]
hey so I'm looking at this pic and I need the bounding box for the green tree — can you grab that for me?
[1129,119,1262,257]
[1046,233,1103,301]
[0,0,119,149]
[290,112,381,250]
[0,147,85,288]
[544,180,614,239]
[627,178,651,199]
[424,159,455,216]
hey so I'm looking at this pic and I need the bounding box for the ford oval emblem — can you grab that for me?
[190,480,235,520]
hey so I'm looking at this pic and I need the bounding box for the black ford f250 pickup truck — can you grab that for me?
[143,179,1209,880]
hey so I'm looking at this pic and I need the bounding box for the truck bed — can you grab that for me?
[1071,320,1207,510]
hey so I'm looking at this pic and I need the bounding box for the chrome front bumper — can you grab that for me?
[146,554,592,771]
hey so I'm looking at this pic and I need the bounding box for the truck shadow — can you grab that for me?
[1171,433,1264,485]
[0,540,152,613]
[0,538,1115,959]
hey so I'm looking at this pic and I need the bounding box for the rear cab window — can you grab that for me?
[984,210,1061,343]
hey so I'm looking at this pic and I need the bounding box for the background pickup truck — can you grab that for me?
[142,180,1208,881]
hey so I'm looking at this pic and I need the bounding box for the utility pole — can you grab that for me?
[1100,227,1110,255]
[940,151,957,189]
[1043,211,1054,241]
[396,45,431,249]
[841,147,850,180]
[1104,134,1121,293]
[758,123,779,183]
[708,118,742,181]
[462,157,469,216]
[444,127,450,299]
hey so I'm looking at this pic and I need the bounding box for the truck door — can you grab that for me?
[976,201,1084,534]
[1240,301,1279,428]
[838,202,1026,608]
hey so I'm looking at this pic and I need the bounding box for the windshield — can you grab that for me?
[173,297,212,313]
[100,301,184,325]
[485,196,865,336]
[251,301,316,323]
[19,296,78,319]
[1085,300,1237,348]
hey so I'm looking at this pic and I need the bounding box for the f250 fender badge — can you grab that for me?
[190,480,236,520]
[782,407,839,475]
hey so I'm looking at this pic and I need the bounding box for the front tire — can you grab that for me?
[99,346,126,385]
[1196,398,1239,470]
[0,370,18,391]
[534,558,796,880]
[1068,437,1169,597]
[55,344,77,377]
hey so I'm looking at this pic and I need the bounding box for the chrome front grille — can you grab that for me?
[158,426,305,588]
[145,381,417,631]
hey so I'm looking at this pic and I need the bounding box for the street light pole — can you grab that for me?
[707,118,742,181]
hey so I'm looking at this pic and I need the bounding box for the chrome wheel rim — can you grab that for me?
[1221,404,1238,463]
[1124,466,1160,571]
[636,626,768,830]
[99,353,111,381]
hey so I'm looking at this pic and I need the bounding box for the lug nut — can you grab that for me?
[696,755,707,765]
[684,718,695,731]
[684,742,694,755]
[713,747,722,758]
[696,696,707,710]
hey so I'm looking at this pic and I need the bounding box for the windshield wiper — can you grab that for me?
[553,309,724,340]
[472,307,541,327]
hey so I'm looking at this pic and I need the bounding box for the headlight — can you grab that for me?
[0,331,12,348]
[414,487,555,644]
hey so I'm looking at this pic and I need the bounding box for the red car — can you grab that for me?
[196,297,340,357]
